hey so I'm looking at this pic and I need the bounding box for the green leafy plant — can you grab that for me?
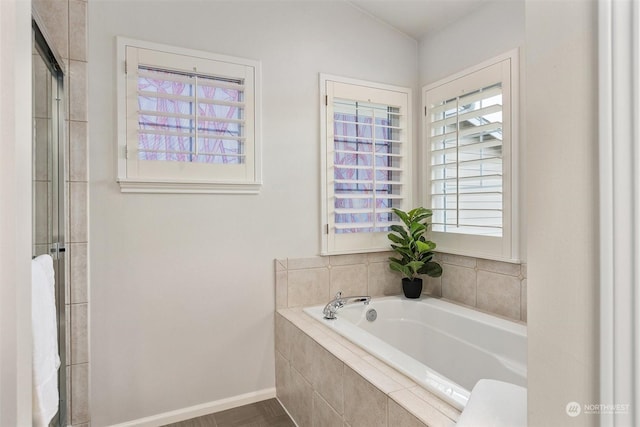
[387,207,442,280]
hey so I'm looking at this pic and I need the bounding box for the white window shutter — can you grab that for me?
[117,38,261,194]
[322,75,412,255]
[424,52,519,262]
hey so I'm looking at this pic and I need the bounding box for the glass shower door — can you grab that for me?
[32,21,67,427]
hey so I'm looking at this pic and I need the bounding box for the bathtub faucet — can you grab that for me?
[323,291,371,320]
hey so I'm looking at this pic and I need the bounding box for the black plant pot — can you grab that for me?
[402,278,423,299]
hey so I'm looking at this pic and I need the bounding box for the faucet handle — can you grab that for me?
[334,291,342,300]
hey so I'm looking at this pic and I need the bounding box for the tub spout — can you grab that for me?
[323,291,371,320]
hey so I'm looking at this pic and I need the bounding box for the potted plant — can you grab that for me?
[387,207,442,298]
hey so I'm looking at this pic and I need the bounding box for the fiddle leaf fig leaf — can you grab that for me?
[387,206,443,281]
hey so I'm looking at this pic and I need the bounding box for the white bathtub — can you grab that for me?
[303,296,527,410]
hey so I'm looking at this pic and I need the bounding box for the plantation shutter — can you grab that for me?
[324,79,412,254]
[429,82,503,236]
[124,45,256,184]
[425,56,516,260]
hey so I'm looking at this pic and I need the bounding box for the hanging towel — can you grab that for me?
[31,254,60,427]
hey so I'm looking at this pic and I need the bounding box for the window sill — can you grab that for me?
[117,178,262,194]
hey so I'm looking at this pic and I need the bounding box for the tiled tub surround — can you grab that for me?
[275,308,461,427]
[275,252,527,322]
[274,252,526,427]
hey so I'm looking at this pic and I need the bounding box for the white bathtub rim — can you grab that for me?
[304,300,470,409]
[303,295,527,411]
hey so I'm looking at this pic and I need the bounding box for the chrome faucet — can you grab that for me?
[323,291,371,320]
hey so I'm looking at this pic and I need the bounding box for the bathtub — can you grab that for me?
[303,296,527,410]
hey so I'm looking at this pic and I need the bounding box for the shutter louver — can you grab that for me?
[429,82,504,237]
[332,100,404,233]
[136,66,246,164]
[323,77,411,254]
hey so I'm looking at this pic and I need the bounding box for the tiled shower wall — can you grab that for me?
[32,0,90,425]
[276,252,527,322]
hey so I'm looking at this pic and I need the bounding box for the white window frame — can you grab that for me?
[422,50,520,262]
[116,37,262,194]
[320,74,413,255]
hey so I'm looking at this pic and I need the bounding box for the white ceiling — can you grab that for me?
[349,0,489,40]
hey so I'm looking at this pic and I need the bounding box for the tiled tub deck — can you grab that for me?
[275,308,460,427]
[274,253,527,427]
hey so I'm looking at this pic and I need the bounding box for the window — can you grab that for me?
[116,38,261,193]
[321,75,412,255]
[423,50,519,262]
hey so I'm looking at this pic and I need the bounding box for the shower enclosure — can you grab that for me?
[32,18,67,427]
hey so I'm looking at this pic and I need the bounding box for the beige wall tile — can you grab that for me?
[310,344,344,415]
[34,118,49,180]
[368,262,402,297]
[288,256,329,270]
[288,268,329,307]
[275,351,292,410]
[290,330,318,384]
[437,253,476,268]
[313,392,343,427]
[330,264,368,298]
[33,58,50,119]
[388,398,427,427]
[477,258,521,277]
[66,369,71,421]
[71,363,89,424]
[521,278,527,322]
[289,367,313,427]
[65,304,71,366]
[33,0,69,59]
[521,263,527,279]
[69,181,88,243]
[476,270,521,320]
[347,357,404,395]
[69,242,88,303]
[34,181,49,245]
[343,366,387,427]
[420,274,442,297]
[71,303,88,364]
[69,60,88,122]
[275,313,294,360]
[366,251,394,263]
[441,264,476,306]
[69,0,87,61]
[406,386,460,422]
[275,271,288,309]
[33,245,49,257]
[389,389,456,427]
[69,121,87,182]
[329,253,368,266]
[275,258,287,271]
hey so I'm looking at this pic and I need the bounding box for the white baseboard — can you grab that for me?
[109,388,276,427]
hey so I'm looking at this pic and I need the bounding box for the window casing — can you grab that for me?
[117,38,261,193]
[321,75,412,255]
[423,51,519,262]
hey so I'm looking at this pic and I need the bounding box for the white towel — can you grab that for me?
[31,254,60,427]
[456,379,527,427]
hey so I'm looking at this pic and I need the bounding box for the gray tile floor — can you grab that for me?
[162,398,295,427]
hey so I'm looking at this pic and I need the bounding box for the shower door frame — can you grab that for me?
[32,16,67,427]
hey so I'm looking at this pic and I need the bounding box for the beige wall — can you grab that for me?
[0,0,33,424]
[32,0,90,424]
[88,2,418,425]
[525,0,599,426]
